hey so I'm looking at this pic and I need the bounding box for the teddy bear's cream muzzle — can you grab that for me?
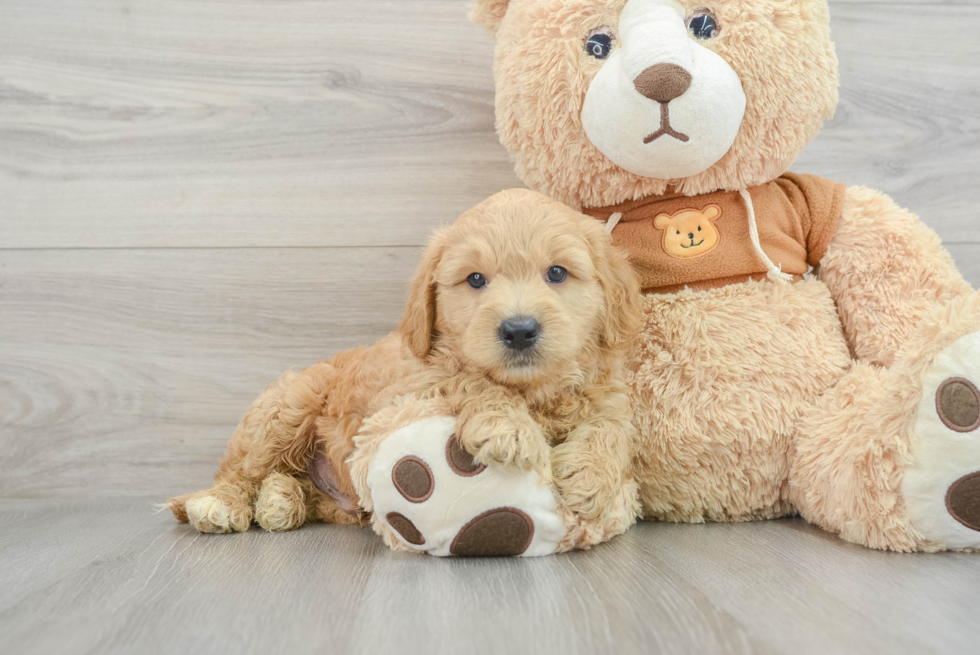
[581,0,746,180]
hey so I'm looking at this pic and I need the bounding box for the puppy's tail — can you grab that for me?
[163,493,193,522]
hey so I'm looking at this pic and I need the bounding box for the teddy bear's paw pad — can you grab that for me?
[391,457,435,502]
[366,416,566,556]
[904,330,980,549]
[385,512,426,545]
[450,507,534,557]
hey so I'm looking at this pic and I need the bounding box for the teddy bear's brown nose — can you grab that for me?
[633,63,692,103]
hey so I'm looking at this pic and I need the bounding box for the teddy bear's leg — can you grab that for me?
[791,292,980,551]
[819,185,973,367]
[170,362,340,533]
[350,397,569,556]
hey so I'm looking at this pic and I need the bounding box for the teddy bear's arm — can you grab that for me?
[817,185,972,368]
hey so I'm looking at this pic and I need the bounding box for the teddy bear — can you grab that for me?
[465,0,980,552]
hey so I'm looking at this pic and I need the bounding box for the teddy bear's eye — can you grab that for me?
[676,230,681,235]
[698,226,702,231]
[687,10,720,40]
[585,27,614,59]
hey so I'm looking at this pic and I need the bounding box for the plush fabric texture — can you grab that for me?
[580,0,747,180]
[473,0,980,552]
[583,173,845,292]
[480,0,839,209]
[793,292,980,552]
[628,278,851,521]
[352,408,567,557]
[819,186,972,368]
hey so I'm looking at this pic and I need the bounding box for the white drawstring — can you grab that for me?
[605,212,622,233]
[739,189,792,284]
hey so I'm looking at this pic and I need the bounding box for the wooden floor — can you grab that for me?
[1,1,979,653]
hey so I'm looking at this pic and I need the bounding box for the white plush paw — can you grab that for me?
[365,416,567,557]
[185,495,235,534]
[904,331,980,549]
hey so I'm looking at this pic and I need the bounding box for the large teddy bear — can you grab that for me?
[464,0,980,552]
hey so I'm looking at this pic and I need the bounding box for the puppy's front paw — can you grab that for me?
[551,443,606,521]
[458,414,550,474]
[551,442,640,547]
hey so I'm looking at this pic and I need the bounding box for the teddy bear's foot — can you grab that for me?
[903,322,980,550]
[792,291,980,552]
[363,416,568,557]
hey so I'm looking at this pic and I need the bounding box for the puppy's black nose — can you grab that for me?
[499,316,540,351]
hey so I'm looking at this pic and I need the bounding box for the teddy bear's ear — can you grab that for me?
[653,214,673,230]
[398,227,450,360]
[703,205,722,221]
[470,0,512,37]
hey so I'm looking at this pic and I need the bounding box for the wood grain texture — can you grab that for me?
[2,498,980,655]
[0,247,419,497]
[1,1,979,247]
[3,1,980,653]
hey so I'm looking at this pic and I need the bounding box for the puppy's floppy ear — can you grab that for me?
[587,225,642,351]
[470,0,512,37]
[398,227,449,360]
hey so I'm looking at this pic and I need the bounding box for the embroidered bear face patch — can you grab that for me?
[653,205,722,259]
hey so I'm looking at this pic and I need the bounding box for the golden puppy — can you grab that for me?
[168,189,641,545]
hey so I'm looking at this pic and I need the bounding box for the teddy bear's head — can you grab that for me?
[654,205,721,258]
[472,0,839,209]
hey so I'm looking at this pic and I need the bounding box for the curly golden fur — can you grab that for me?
[168,189,642,544]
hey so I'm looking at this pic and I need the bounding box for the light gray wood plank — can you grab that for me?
[796,4,980,245]
[2,1,979,248]
[3,497,980,655]
[0,247,420,498]
[0,0,521,249]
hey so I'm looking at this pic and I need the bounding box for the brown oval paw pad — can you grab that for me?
[450,507,534,557]
[446,433,487,477]
[946,472,980,532]
[386,512,425,545]
[392,456,434,502]
[937,377,980,432]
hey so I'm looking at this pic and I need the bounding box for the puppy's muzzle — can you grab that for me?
[499,316,540,352]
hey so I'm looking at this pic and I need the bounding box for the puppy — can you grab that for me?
[168,189,642,544]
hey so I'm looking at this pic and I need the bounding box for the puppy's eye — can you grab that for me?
[467,272,488,289]
[585,27,614,59]
[687,10,720,40]
[547,266,568,284]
